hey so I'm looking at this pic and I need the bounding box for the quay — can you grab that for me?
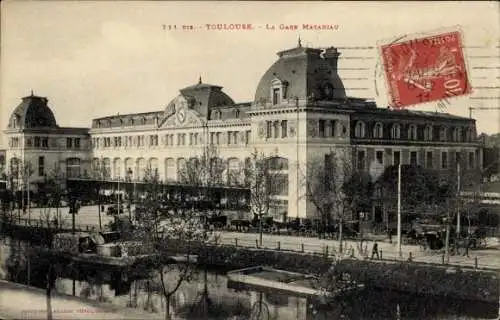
[0,280,169,320]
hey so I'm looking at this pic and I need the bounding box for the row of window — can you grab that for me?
[356,149,476,171]
[9,156,82,178]
[93,131,252,149]
[11,136,83,149]
[354,121,476,142]
[265,120,288,139]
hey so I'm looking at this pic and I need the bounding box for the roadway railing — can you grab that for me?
[2,216,498,271]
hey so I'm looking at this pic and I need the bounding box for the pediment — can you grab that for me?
[161,108,204,128]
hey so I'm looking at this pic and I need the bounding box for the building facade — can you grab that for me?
[3,43,483,221]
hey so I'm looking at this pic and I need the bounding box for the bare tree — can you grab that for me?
[133,167,212,320]
[91,158,111,230]
[302,149,355,253]
[243,149,286,247]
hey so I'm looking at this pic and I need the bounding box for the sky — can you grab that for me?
[1,1,499,148]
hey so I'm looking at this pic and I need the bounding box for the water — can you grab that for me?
[1,236,498,320]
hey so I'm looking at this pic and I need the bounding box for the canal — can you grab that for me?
[0,236,498,319]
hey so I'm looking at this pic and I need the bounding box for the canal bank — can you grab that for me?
[2,223,500,305]
[163,238,500,304]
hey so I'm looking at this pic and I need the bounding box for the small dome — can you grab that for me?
[8,93,58,129]
[164,80,235,119]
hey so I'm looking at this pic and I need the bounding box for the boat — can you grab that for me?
[47,232,197,271]
[227,266,364,303]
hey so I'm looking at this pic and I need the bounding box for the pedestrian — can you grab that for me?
[371,241,379,259]
[388,228,392,244]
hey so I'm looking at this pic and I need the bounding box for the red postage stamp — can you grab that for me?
[379,28,471,109]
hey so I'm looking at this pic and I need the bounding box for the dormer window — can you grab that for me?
[271,78,288,106]
[141,117,146,125]
[97,121,101,128]
[272,88,280,105]
[354,121,366,138]
[391,123,401,139]
[373,122,383,139]
[129,118,134,126]
[234,109,240,118]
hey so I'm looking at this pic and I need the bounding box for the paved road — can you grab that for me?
[11,205,500,270]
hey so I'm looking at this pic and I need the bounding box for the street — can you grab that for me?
[16,205,500,270]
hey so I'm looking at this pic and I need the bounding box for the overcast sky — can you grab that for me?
[1,1,499,148]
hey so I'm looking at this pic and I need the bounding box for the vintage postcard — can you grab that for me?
[1,1,499,320]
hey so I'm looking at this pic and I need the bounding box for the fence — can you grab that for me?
[2,216,499,271]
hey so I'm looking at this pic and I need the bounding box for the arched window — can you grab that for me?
[227,158,241,186]
[391,123,401,139]
[265,157,289,196]
[92,158,100,177]
[424,125,433,141]
[439,126,448,142]
[148,158,159,178]
[113,158,122,179]
[66,158,81,178]
[407,124,417,140]
[102,158,111,179]
[165,158,176,181]
[452,127,462,142]
[373,122,383,139]
[137,158,146,180]
[354,121,366,138]
[124,158,134,180]
[177,158,186,176]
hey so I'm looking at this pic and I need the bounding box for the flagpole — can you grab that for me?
[397,163,402,258]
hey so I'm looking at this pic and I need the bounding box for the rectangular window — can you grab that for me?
[441,151,448,169]
[469,152,475,169]
[74,138,81,149]
[319,120,326,137]
[246,130,251,145]
[376,151,384,165]
[66,138,73,148]
[38,156,45,177]
[410,151,417,166]
[233,131,239,144]
[216,132,221,145]
[42,137,48,148]
[266,121,272,138]
[357,150,366,170]
[227,131,232,145]
[456,152,461,167]
[281,120,288,138]
[393,151,401,166]
[34,137,40,148]
[210,132,215,145]
[272,88,280,105]
[426,151,433,169]
[330,120,337,137]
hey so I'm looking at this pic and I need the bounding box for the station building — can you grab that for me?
[3,42,483,222]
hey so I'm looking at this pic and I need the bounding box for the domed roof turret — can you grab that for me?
[7,92,58,129]
[253,42,346,105]
[164,78,235,119]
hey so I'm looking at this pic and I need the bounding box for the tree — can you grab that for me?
[91,158,111,230]
[133,166,213,320]
[302,148,357,252]
[243,150,286,247]
[38,163,66,230]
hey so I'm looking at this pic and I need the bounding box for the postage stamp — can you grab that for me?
[379,27,472,109]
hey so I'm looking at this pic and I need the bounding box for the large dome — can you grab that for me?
[253,43,346,104]
[7,93,58,129]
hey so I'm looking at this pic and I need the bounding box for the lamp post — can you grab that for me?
[397,163,402,259]
[127,168,133,221]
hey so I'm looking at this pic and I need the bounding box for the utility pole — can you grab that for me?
[397,163,402,258]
